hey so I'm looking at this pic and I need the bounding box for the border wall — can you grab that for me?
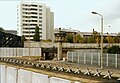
[0,65,81,83]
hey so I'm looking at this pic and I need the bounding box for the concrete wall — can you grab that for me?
[0,64,81,83]
[0,48,41,57]
[18,69,32,83]
[50,77,70,83]
[0,65,7,83]
[32,72,49,83]
[6,67,18,83]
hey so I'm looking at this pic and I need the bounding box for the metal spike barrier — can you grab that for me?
[66,66,72,73]
[93,69,101,77]
[74,67,81,74]
[52,65,58,71]
[0,57,119,81]
[103,71,112,79]
[84,68,91,75]
[58,66,65,72]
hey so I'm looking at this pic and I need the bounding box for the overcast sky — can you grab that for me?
[0,0,120,33]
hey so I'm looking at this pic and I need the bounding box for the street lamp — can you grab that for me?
[92,11,104,69]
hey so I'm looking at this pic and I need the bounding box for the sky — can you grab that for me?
[0,0,120,33]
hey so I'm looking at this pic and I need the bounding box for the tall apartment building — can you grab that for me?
[17,2,54,41]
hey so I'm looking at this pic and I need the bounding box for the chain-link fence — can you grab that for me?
[67,50,120,68]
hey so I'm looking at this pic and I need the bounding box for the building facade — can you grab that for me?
[17,2,54,41]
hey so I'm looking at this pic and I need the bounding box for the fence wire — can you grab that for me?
[67,51,120,68]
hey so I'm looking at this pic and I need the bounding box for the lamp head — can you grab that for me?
[92,12,98,14]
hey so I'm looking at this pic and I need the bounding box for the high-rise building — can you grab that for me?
[17,2,54,41]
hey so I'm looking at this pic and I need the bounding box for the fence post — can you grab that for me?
[78,52,79,63]
[84,52,86,64]
[98,52,100,66]
[115,54,117,68]
[106,53,108,67]
[67,52,68,62]
[72,51,74,63]
[91,53,93,65]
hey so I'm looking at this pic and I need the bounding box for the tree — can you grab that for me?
[21,35,26,41]
[0,27,4,32]
[83,37,89,43]
[33,26,40,41]
[75,34,83,43]
[106,34,113,43]
[93,30,100,43]
[88,36,94,43]
[113,37,120,43]
[65,33,73,43]
[103,37,108,43]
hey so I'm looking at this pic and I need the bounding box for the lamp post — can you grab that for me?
[92,12,103,69]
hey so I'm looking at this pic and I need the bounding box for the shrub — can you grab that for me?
[107,45,120,54]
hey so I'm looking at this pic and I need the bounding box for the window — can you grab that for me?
[39,9,42,11]
[31,20,37,22]
[22,4,30,7]
[23,28,29,30]
[31,12,37,14]
[23,24,28,26]
[39,32,42,34]
[31,16,37,18]
[30,28,35,29]
[39,20,42,23]
[39,24,42,26]
[30,8,37,11]
[22,8,29,10]
[23,20,30,22]
[30,24,37,26]
[31,31,35,33]
[39,13,42,15]
[23,16,30,18]
[23,31,29,33]
[31,4,37,7]
[39,5,42,7]
[39,17,42,19]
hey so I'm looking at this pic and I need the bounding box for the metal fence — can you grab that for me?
[0,48,41,57]
[67,50,120,68]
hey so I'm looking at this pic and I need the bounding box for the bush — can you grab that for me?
[107,45,120,54]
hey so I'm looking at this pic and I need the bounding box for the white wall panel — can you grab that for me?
[6,67,18,83]
[18,69,32,83]
[10,48,13,57]
[19,48,23,56]
[6,48,9,57]
[17,48,20,56]
[0,65,7,83]
[32,72,49,83]
[50,77,70,83]
[13,48,16,56]
[0,48,42,57]
[22,48,25,56]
